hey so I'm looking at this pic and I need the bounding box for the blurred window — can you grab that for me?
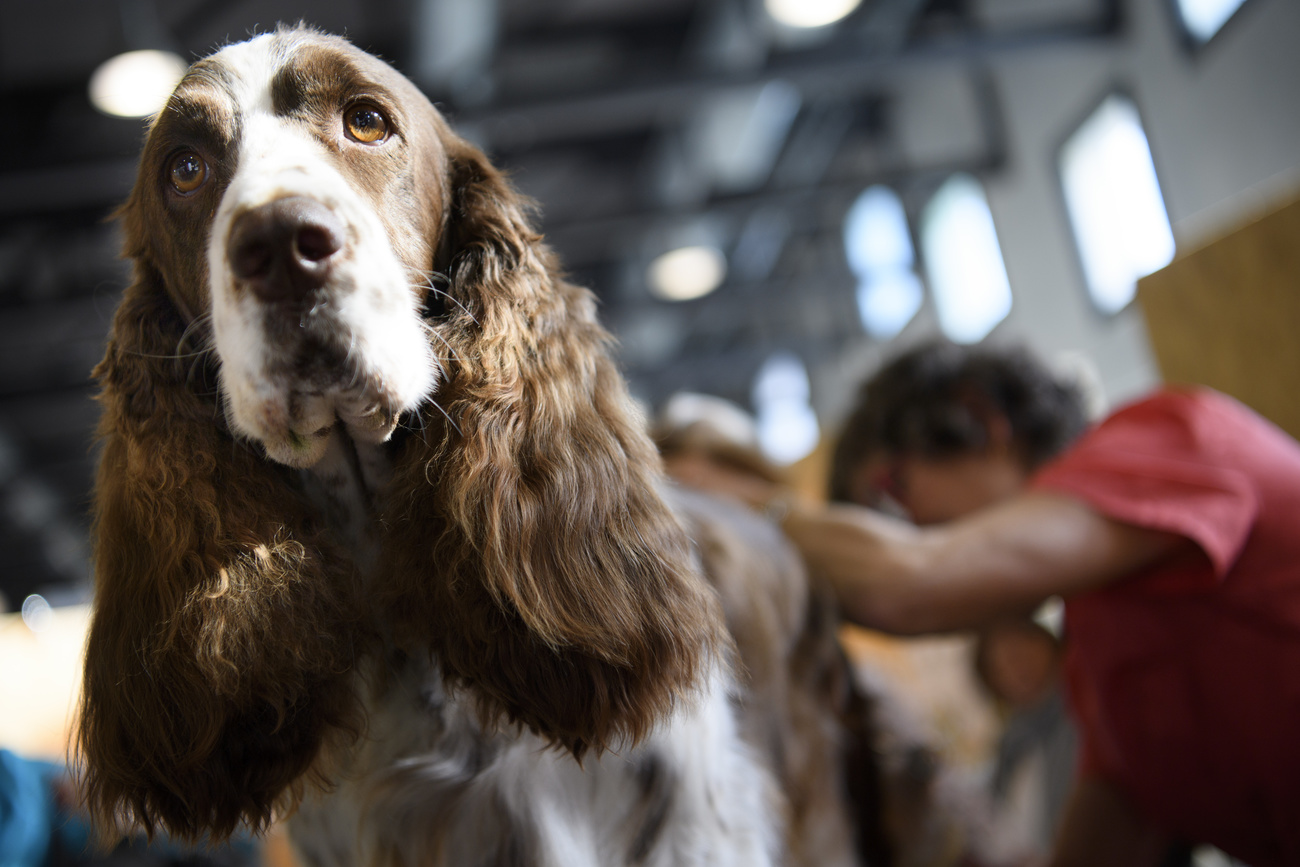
[1174,0,1249,44]
[920,174,1013,344]
[752,352,820,465]
[1059,93,1175,316]
[844,185,923,339]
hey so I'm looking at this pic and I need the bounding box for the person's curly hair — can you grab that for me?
[829,342,1088,502]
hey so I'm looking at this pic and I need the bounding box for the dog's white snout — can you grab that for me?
[228,196,346,303]
[208,112,439,469]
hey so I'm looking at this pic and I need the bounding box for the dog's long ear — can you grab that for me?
[380,137,723,755]
[77,265,367,843]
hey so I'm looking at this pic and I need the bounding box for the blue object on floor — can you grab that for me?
[0,748,58,867]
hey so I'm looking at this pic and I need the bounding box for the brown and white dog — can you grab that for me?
[78,27,888,866]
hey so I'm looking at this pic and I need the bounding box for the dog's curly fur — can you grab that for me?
[77,27,886,866]
[84,279,370,840]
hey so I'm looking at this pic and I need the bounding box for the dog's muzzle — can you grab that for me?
[228,196,345,303]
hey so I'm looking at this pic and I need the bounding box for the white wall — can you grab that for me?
[819,0,1300,421]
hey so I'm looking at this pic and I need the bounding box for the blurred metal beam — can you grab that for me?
[855,0,935,53]
[0,296,115,396]
[465,10,1121,151]
[541,146,1004,268]
[0,425,91,600]
[624,330,855,409]
[0,159,137,218]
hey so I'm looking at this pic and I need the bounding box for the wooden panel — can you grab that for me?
[1138,196,1300,440]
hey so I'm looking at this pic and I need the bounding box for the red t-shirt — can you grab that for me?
[1031,388,1300,866]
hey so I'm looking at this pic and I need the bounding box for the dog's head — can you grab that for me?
[120,28,453,466]
[82,27,722,841]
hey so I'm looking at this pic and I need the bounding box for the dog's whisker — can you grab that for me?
[424,280,477,324]
[184,353,216,392]
[424,397,462,437]
[424,326,466,368]
[399,405,430,440]
[126,348,215,361]
[177,311,214,351]
[343,342,364,393]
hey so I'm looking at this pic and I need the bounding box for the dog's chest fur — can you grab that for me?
[300,431,392,571]
[287,635,780,867]
[291,437,781,867]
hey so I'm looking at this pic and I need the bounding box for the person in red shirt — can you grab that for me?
[672,341,1300,867]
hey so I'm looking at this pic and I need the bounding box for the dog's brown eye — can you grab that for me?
[169,151,208,194]
[345,105,389,143]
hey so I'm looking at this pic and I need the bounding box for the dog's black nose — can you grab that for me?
[228,197,345,302]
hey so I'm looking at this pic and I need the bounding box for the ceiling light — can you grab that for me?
[89,49,188,117]
[765,0,862,29]
[648,246,727,301]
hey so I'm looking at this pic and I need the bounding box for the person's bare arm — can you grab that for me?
[1048,777,1171,867]
[780,492,1188,634]
[662,450,1188,634]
